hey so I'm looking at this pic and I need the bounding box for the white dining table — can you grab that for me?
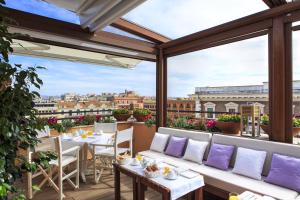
[61,133,113,182]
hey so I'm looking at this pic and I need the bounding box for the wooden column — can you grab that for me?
[156,48,167,129]
[269,16,293,143]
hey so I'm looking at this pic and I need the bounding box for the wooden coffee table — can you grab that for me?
[114,163,204,200]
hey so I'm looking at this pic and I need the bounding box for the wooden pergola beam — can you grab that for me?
[111,18,171,44]
[263,0,287,8]
[1,7,157,59]
[161,1,300,53]
[268,16,293,143]
[164,20,272,57]
[156,48,167,129]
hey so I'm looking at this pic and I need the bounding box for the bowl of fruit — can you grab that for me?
[116,153,131,165]
[144,164,160,178]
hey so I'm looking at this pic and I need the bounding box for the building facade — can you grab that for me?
[113,90,144,109]
[191,81,300,119]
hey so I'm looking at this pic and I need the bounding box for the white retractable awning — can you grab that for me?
[42,0,146,32]
[12,39,141,68]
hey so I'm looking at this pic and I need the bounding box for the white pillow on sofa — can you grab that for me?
[150,132,169,153]
[232,147,267,180]
[183,139,208,164]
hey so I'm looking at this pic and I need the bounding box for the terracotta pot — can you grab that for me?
[260,124,270,134]
[215,121,241,135]
[260,124,300,136]
[113,114,131,121]
[133,114,151,122]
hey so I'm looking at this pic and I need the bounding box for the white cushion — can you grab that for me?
[232,147,267,180]
[150,132,169,153]
[296,195,300,200]
[139,150,299,200]
[183,139,208,164]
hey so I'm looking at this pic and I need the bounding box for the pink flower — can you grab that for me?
[205,120,216,129]
[75,116,84,123]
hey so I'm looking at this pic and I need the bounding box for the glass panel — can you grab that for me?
[167,36,268,137]
[292,29,300,145]
[124,0,268,39]
[5,0,79,24]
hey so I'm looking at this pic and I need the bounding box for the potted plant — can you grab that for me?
[215,114,241,135]
[260,115,300,136]
[112,109,131,121]
[61,119,74,132]
[133,108,152,122]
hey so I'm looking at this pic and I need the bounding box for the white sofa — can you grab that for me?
[139,127,300,200]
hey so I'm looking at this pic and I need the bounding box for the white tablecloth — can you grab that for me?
[61,134,113,148]
[121,163,204,200]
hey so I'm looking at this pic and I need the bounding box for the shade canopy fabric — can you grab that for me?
[12,39,141,68]
[42,0,146,32]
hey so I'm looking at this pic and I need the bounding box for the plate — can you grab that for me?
[130,162,140,166]
[164,175,178,180]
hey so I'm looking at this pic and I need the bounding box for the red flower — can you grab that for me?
[144,114,152,121]
[47,117,58,125]
[96,115,102,122]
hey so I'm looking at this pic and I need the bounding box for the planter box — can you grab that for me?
[133,114,151,122]
[113,114,131,121]
[216,121,241,135]
[260,124,300,137]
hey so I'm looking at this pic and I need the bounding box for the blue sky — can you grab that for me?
[6,0,300,97]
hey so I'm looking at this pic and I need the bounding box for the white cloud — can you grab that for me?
[124,0,268,38]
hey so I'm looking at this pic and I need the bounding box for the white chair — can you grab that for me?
[27,126,55,199]
[49,137,80,200]
[92,127,133,183]
[94,122,117,134]
[36,125,50,139]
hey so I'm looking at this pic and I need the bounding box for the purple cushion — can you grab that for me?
[164,136,187,158]
[205,143,234,170]
[265,154,300,192]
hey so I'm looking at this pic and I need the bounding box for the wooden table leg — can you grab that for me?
[132,178,138,200]
[137,182,146,200]
[162,191,171,200]
[194,187,203,200]
[114,165,121,200]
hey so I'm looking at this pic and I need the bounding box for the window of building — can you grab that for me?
[225,102,239,113]
[207,108,214,119]
[204,102,216,119]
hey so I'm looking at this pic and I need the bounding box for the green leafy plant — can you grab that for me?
[36,117,48,130]
[144,117,156,127]
[217,114,241,122]
[293,118,300,128]
[261,114,269,125]
[112,109,129,115]
[82,115,96,125]
[133,108,151,116]
[172,117,193,129]
[61,119,74,130]
[0,3,53,198]
[101,116,116,123]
